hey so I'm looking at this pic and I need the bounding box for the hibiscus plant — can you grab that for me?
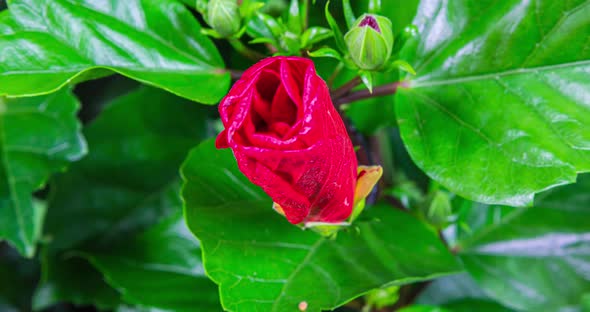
[0,0,589,312]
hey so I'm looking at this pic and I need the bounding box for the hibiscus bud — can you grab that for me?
[207,0,241,37]
[216,56,358,225]
[344,14,394,70]
[426,191,452,227]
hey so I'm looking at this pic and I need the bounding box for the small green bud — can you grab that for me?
[344,14,394,70]
[207,0,241,37]
[426,191,452,227]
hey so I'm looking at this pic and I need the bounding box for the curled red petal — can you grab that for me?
[216,56,358,224]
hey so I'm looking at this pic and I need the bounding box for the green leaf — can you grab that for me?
[44,86,208,250]
[368,0,381,14]
[416,273,515,311]
[458,175,590,311]
[178,0,196,8]
[453,200,517,244]
[359,71,374,93]
[181,140,461,312]
[443,299,516,312]
[81,211,221,312]
[0,89,86,257]
[249,12,292,53]
[246,13,280,47]
[0,10,18,34]
[300,27,333,48]
[342,0,356,29]
[416,273,487,304]
[390,59,416,75]
[308,47,342,61]
[0,0,229,104]
[396,0,590,206]
[397,306,451,312]
[36,86,210,309]
[287,0,302,35]
[325,1,347,53]
[35,87,210,308]
[399,301,514,312]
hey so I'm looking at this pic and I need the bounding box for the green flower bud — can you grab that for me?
[207,0,241,37]
[426,191,452,228]
[344,14,394,70]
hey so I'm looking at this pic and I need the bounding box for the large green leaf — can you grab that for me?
[398,306,450,312]
[458,175,590,311]
[181,140,461,312]
[0,10,18,34]
[0,89,85,257]
[398,301,514,312]
[443,300,515,312]
[416,273,491,306]
[0,0,229,104]
[81,211,221,312]
[416,273,516,312]
[396,0,590,206]
[36,86,209,308]
[44,86,208,250]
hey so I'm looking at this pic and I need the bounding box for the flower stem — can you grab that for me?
[335,81,408,106]
[330,76,362,99]
[229,38,265,61]
[229,69,244,80]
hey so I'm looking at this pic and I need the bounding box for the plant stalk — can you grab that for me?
[335,81,408,106]
[330,76,362,99]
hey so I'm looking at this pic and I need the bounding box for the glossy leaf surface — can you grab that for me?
[396,0,590,205]
[0,0,229,103]
[458,175,590,311]
[182,140,461,312]
[36,86,209,308]
[0,89,85,257]
[44,87,208,250]
[82,211,221,312]
[416,273,515,312]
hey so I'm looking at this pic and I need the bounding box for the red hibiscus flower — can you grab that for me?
[216,56,358,224]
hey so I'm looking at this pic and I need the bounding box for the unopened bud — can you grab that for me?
[426,191,452,227]
[207,0,241,37]
[344,14,394,70]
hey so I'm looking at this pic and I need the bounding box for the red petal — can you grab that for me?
[217,56,358,224]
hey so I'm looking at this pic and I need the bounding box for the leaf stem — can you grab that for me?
[229,38,266,61]
[335,81,408,106]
